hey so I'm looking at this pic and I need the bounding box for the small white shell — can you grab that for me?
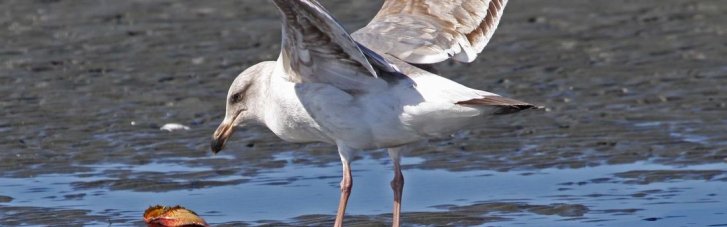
[160,123,190,132]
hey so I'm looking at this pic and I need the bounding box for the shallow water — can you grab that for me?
[3,152,726,226]
[2,0,727,226]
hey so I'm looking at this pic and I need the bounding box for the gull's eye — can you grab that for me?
[230,92,243,104]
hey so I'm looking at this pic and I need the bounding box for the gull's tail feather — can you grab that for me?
[456,96,541,115]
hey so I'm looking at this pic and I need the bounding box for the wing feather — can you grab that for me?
[273,0,391,92]
[352,0,508,64]
[456,96,540,115]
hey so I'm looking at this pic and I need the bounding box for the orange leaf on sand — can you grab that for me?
[144,205,209,227]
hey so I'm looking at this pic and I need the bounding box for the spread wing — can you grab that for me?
[273,0,397,92]
[352,0,508,64]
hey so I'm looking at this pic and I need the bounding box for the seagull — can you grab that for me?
[210,0,536,226]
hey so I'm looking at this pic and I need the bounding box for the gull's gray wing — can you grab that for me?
[273,0,397,92]
[352,0,508,64]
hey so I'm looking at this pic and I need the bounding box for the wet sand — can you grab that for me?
[1,0,726,226]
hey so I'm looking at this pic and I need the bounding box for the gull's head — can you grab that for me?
[211,62,270,154]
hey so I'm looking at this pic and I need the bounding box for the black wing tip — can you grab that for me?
[492,104,542,115]
[456,95,543,115]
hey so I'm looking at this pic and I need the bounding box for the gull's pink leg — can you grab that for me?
[334,161,352,227]
[334,145,354,227]
[388,147,404,227]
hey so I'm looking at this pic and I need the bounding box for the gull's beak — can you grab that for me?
[211,121,235,154]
